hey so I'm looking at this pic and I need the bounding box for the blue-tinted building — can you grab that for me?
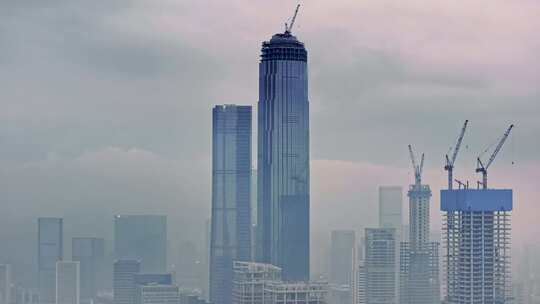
[72,238,105,301]
[256,28,310,282]
[114,215,167,274]
[210,105,252,304]
[38,218,63,304]
[441,189,512,304]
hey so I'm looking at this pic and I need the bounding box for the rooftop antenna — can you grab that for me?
[285,4,301,34]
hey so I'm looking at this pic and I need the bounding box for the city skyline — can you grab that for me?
[0,1,538,304]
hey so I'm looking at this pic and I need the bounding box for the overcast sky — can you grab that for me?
[1,0,539,280]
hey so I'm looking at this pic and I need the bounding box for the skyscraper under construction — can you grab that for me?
[256,7,310,281]
[400,147,440,304]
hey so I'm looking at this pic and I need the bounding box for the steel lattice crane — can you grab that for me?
[476,124,514,189]
[409,145,424,186]
[285,4,301,34]
[444,120,469,190]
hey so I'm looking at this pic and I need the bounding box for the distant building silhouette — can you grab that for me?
[364,228,396,304]
[256,28,310,282]
[0,264,11,304]
[210,105,252,304]
[329,230,356,286]
[72,238,105,302]
[38,218,63,304]
[55,261,79,304]
[114,215,167,273]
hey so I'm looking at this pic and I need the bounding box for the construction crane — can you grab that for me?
[444,120,469,190]
[285,4,301,34]
[409,145,424,186]
[475,124,514,189]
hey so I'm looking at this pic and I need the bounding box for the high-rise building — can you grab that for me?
[210,104,252,304]
[351,260,366,304]
[72,238,105,301]
[38,218,63,304]
[399,178,439,304]
[0,264,11,304]
[264,282,328,304]
[232,261,281,304]
[114,215,167,273]
[378,187,402,239]
[133,274,178,304]
[55,262,79,304]
[329,230,356,286]
[113,260,141,304]
[134,284,179,304]
[364,228,396,304]
[257,25,310,282]
[441,189,512,304]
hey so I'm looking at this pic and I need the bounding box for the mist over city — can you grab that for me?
[1,1,539,304]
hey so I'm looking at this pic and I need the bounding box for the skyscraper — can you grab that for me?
[441,189,512,304]
[399,159,439,304]
[72,238,105,301]
[257,25,310,282]
[329,230,356,286]
[114,215,167,273]
[364,228,396,304]
[210,105,252,304]
[232,261,281,304]
[55,261,79,304]
[113,260,141,304]
[0,264,11,304]
[38,218,63,304]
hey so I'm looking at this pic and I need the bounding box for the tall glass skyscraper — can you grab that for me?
[257,28,310,282]
[114,215,167,274]
[38,218,63,304]
[210,105,252,304]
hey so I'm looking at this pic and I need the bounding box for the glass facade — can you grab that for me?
[257,31,310,282]
[38,218,63,304]
[210,105,252,304]
[114,215,167,274]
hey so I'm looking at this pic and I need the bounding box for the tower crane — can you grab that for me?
[475,124,514,189]
[409,145,424,186]
[285,4,301,34]
[444,120,469,190]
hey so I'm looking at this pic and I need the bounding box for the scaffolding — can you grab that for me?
[441,190,512,304]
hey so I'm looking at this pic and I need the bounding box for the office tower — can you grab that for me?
[133,274,178,304]
[113,260,141,304]
[257,23,310,282]
[264,282,328,304]
[232,261,281,304]
[351,260,366,304]
[364,228,396,304]
[441,189,512,304]
[72,238,105,301]
[0,264,11,304]
[38,218,63,304]
[55,262,79,304]
[134,284,179,304]
[114,215,167,273]
[378,187,402,239]
[329,230,356,286]
[399,166,439,304]
[210,105,252,304]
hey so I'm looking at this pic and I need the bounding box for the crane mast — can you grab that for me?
[476,124,514,189]
[285,4,301,34]
[445,120,469,190]
[409,145,424,186]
